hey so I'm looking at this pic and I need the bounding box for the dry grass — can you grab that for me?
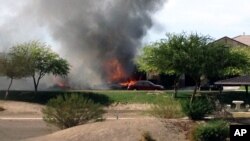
[186,123,198,141]
[231,112,250,118]
[149,96,185,118]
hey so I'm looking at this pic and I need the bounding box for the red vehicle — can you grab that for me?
[127,80,164,90]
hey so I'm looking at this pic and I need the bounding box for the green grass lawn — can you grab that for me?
[1,90,250,106]
[240,86,249,90]
[0,90,180,105]
[0,90,195,105]
[2,90,250,120]
[92,90,172,104]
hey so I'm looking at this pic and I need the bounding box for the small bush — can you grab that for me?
[149,96,184,118]
[0,106,5,111]
[139,131,156,141]
[193,120,229,141]
[42,94,105,129]
[181,98,214,120]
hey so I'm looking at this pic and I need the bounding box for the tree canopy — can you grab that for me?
[0,52,31,98]
[9,41,70,92]
[136,33,250,101]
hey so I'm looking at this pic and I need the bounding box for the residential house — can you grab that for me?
[149,34,250,89]
[214,34,250,47]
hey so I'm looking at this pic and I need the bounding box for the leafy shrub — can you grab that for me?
[139,131,156,141]
[0,106,5,111]
[181,98,214,120]
[42,94,105,129]
[187,123,199,141]
[193,120,229,141]
[149,96,185,118]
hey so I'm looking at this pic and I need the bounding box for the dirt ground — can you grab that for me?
[0,100,192,141]
[0,100,43,117]
[23,118,191,141]
[0,100,58,141]
[0,120,57,141]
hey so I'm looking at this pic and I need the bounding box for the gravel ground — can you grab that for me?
[0,100,191,141]
[0,100,43,117]
[0,120,57,141]
[0,100,58,141]
[23,118,191,141]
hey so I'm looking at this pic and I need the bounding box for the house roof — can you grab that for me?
[233,35,250,46]
[214,36,249,47]
[214,75,250,86]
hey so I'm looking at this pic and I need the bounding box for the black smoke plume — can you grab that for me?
[0,0,166,89]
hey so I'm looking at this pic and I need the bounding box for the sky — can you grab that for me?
[0,0,250,45]
[143,0,250,43]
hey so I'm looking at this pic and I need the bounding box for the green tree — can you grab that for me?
[10,41,70,93]
[0,52,30,98]
[157,33,188,97]
[181,33,213,101]
[223,46,250,76]
[137,43,161,73]
[137,33,250,102]
[0,53,6,76]
[183,35,250,102]
[137,33,189,98]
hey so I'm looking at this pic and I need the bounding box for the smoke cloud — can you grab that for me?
[0,0,166,89]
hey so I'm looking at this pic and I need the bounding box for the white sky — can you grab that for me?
[143,0,250,43]
[1,0,250,45]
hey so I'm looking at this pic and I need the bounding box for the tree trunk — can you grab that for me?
[34,84,38,93]
[190,83,198,103]
[190,78,201,103]
[197,80,201,93]
[5,78,13,99]
[173,76,180,98]
[32,75,38,94]
[245,85,248,98]
[32,73,43,94]
[173,83,178,98]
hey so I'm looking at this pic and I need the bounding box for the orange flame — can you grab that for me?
[104,58,128,82]
[120,80,137,87]
[52,77,70,89]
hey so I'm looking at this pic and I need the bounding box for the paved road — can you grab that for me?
[0,119,57,141]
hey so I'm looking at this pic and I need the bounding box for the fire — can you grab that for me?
[57,81,65,88]
[103,58,140,87]
[52,77,70,89]
[104,58,128,82]
[120,80,137,87]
